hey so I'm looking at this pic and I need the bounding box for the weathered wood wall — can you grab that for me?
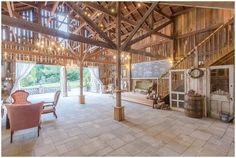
[130,8,234,64]
[174,8,234,59]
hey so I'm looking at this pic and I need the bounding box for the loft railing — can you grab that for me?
[160,17,234,78]
[157,17,234,98]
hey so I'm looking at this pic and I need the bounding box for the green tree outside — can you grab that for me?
[21,64,91,88]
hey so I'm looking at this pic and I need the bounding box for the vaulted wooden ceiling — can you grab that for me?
[1,1,234,65]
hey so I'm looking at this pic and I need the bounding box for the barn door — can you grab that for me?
[208,65,234,118]
[169,70,186,111]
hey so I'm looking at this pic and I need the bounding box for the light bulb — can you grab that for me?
[111,8,115,13]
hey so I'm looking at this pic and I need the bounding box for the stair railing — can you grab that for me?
[160,16,234,79]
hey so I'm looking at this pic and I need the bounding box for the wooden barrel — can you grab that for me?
[184,95,203,118]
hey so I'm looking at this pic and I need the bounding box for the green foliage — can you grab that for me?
[20,64,91,88]
[83,68,91,88]
[67,68,80,81]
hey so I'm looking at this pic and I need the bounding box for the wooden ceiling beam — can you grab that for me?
[131,2,149,27]
[74,11,98,34]
[143,3,171,20]
[66,2,116,49]
[159,2,234,10]
[121,2,158,50]
[171,7,193,17]
[127,20,173,47]
[2,15,113,49]
[18,2,39,9]
[2,48,76,60]
[2,15,156,58]
[82,1,170,42]
[6,1,13,17]
[5,2,17,41]
[47,2,60,24]
[83,2,116,17]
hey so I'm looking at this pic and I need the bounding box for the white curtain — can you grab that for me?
[7,61,35,102]
[88,67,103,93]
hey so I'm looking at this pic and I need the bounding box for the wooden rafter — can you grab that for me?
[83,2,116,17]
[2,15,113,49]
[47,1,60,24]
[66,2,116,48]
[127,20,173,47]
[159,1,234,10]
[82,2,171,41]
[152,4,171,20]
[121,2,158,50]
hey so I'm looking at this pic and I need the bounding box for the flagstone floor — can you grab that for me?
[1,91,234,156]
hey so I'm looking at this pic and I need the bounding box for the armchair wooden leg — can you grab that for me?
[10,131,14,143]
[38,126,41,137]
[53,111,57,119]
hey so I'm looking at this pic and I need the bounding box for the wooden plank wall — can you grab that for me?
[131,20,173,63]
[174,8,234,59]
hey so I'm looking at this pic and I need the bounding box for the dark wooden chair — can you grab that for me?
[42,90,61,118]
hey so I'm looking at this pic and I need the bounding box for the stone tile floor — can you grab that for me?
[1,91,235,156]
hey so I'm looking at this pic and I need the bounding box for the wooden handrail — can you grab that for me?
[159,16,234,79]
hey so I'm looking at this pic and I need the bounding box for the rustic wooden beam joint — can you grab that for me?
[121,2,158,50]
[66,2,116,49]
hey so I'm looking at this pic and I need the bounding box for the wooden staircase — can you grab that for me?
[158,17,234,98]
[160,16,234,78]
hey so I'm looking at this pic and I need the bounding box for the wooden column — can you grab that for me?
[79,29,85,104]
[79,61,85,104]
[128,54,132,92]
[60,66,68,97]
[114,2,124,121]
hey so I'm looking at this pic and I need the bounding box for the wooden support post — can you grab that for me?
[114,2,124,121]
[79,29,85,104]
[79,61,85,104]
[60,66,68,97]
[128,54,132,92]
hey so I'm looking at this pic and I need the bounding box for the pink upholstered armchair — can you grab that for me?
[6,102,43,143]
[11,90,31,104]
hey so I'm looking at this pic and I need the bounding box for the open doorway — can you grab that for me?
[20,64,91,95]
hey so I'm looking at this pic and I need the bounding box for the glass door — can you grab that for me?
[208,65,234,118]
